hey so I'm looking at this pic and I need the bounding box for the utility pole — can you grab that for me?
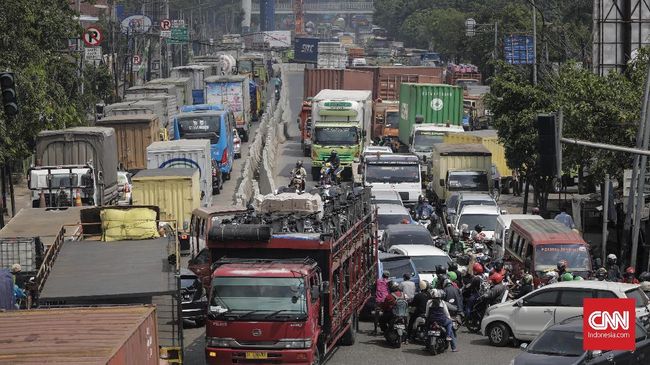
[602,174,610,262]
[532,0,538,85]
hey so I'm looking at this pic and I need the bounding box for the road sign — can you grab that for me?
[161,19,172,31]
[83,27,103,47]
[169,26,189,44]
[84,47,102,62]
[160,30,172,39]
[120,15,152,34]
[172,19,185,28]
[132,55,142,65]
[504,34,535,65]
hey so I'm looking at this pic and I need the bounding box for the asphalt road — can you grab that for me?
[181,69,522,365]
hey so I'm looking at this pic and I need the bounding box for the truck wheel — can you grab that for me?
[339,315,357,346]
[311,167,320,181]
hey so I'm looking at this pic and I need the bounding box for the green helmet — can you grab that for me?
[562,272,574,282]
[448,271,458,281]
[573,275,584,281]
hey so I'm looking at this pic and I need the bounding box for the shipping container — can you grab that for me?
[398,83,464,145]
[317,42,347,69]
[350,66,444,99]
[303,69,373,98]
[294,37,319,63]
[123,94,178,132]
[444,129,509,182]
[132,168,201,235]
[0,306,159,364]
[103,99,167,130]
[377,74,442,100]
[147,77,193,106]
[96,114,162,171]
[171,64,213,104]
[146,139,212,207]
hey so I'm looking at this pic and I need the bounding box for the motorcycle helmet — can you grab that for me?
[459,267,468,276]
[489,273,503,284]
[557,260,568,271]
[431,289,444,299]
[639,271,650,282]
[435,265,447,275]
[448,271,458,282]
[330,150,337,157]
[448,262,458,272]
[493,261,504,272]
[296,160,303,168]
[388,281,399,292]
[573,275,584,281]
[546,271,559,279]
[472,263,484,275]
[382,270,390,279]
[596,267,608,280]
[419,280,429,291]
[625,266,636,275]
[474,224,484,233]
[418,195,425,203]
[451,231,460,242]
[461,228,471,238]
[522,274,533,284]
[607,253,617,264]
[474,242,485,253]
[561,272,574,282]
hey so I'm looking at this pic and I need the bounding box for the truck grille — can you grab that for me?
[399,192,410,202]
[316,153,354,163]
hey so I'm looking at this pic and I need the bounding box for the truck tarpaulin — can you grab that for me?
[294,37,319,63]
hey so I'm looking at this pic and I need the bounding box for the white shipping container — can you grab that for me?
[146,139,213,207]
[171,65,212,91]
[147,77,193,106]
[104,99,167,130]
[124,94,178,134]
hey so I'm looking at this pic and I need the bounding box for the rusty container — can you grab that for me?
[350,66,445,100]
[303,69,373,98]
[0,306,159,364]
[96,114,161,171]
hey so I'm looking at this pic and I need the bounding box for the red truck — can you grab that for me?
[204,189,377,365]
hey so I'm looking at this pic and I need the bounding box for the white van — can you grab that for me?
[493,214,543,259]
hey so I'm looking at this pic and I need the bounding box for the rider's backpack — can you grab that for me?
[392,293,409,317]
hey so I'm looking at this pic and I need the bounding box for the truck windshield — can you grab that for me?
[448,171,489,191]
[385,112,399,128]
[314,127,358,145]
[31,172,81,188]
[177,116,221,144]
[534,244,590,272]
[238,60,253,73]
[413,132,445,152]
[365,164,420,183]
[457,214,498,231]
[210,277,307,319]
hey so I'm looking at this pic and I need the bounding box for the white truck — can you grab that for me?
[204,75,252,142]
[146,139,213,207]
[408,122,465,186]
[310,89,372,180]
[363,153,422,207]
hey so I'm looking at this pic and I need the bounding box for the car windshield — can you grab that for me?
[458,199,496,212]
[210,277,307,318]
[389,231,434,246]
[49,174,79,188]
[626,288,649,307]
[534,244,591,272]
[413,132,445,152]
[181,275,198,289]
[410,256,449,273]
[117,173,130,185]
[458,214,497,231]
[177,115,221,144]
[527,330,583,357]
[366,164,420,183]
[378,214,410,230]
[314,126,358,145]
[385,111,399,128]
[382,258,414,279]
[448,172,489,191]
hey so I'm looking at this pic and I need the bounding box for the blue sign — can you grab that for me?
[260,0,275,31]
[294,37,319,63]
[504,35,535,65]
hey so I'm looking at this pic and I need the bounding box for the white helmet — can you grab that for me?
[546,271,559,279]
[431,289,444,299]
[607,253,617,261]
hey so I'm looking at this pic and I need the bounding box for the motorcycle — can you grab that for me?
[384,315,408,348]
[465,296,489,333]
[274,87,280,102]
[425,321,450,355]
[289,173,305,192]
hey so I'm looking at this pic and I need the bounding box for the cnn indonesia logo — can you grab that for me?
[583,298,635,351]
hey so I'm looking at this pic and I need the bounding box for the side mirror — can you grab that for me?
[515,299,523,307]
[588,350,603,359]
[439,179,445,187]
[519,342,528,350]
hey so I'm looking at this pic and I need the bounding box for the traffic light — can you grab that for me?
[536,114,558,177]
[0,72,18,117]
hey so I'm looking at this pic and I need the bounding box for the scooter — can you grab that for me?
[384,315,409,348]
[426,321,450,355]
[289,173,306,192]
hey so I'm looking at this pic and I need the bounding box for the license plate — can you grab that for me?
[245,352,268,360]
[395,324,406,329]
[428,331,441,336]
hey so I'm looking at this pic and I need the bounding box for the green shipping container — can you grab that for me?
[398,83,464,145]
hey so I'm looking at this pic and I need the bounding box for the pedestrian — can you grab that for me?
[512,169,521,196]
[399,273,416,302]
[554,205,575,229]
[373,271,390,334]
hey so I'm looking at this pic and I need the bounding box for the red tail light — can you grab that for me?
[123,184,131,193]
[221,149,228,164]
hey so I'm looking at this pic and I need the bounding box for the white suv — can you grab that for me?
[481,281,650,347]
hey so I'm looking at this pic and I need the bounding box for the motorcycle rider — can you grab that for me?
[326,150,340,170]
[442,278,464,316]
[290,160,307,190]
[435,265,448,289]
[515,274,534,299]
[447,231,464,255]
[427,289,459,352]
[415,195,435,219]
[556,260,568,278]
[399,273,416,302]
[464,263,485,317]
[373,271,390,334]
[622,267,639,284]
[447,262,462,287]
[379,281,407,334]
[482,273,506,306]
[545,271,559,285]
[606,254,622,282]
[409,280,431,338]
[473,224,486,242]
[595,267,608,281]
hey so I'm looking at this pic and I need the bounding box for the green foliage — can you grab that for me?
[0,0,111,163]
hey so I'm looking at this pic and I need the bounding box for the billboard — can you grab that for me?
[503,35,535,65]
[294,37,319,63]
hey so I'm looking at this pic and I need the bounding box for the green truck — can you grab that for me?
[310,89,373,180]
[398,83,464,151]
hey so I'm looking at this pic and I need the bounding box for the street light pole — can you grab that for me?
[532,0,538,85]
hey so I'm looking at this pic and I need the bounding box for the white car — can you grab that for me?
[454,205,500,240]
[117,171,132,206]
[481,281,650,347]
[452,192,498,223]
[371,189,403,206]
[388,244,451,284]
[233,129,241,159]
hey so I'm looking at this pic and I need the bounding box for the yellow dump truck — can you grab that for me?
[131,168,201,254]
[444,130,511,192]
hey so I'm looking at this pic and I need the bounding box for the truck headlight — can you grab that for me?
[206,337,237,348]
[278,339,312,349]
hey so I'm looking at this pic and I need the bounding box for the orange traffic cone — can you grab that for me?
[74,189,82,206]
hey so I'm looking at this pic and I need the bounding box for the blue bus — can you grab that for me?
[173,104,235,184]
